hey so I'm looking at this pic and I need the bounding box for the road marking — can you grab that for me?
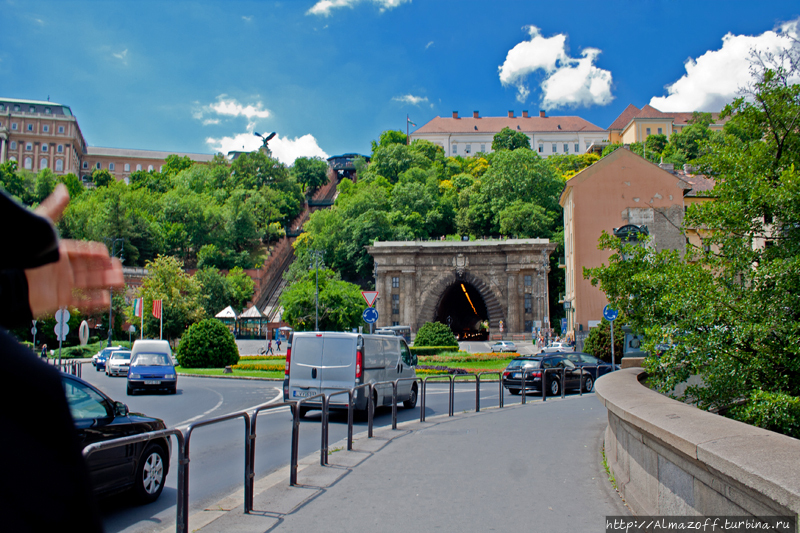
[176,387,283,428]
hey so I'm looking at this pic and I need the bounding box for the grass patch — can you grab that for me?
[176,366,283,379]
[602,445,617,490]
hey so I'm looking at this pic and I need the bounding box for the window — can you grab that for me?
[524,320,533,332]
[57,144,63,153]
[9,141,16,150]
[524,294,532,314]
[43,125,49,133]
[124,163,130,172]
[159,165,163,172]
[8,156,16,162]
[45,107,51,114]
[41,144,48,152]
[524,274,532,286]
[58,126,64,133]
[646,127,651,135]
[0,104,4,111]
[392,277,399,288]
[62,378,111,420]
[147,165,153,171]
[480,144,485,152]
[24,157,32,170]
[14,105,20,112]
[11,123,17,130]
[452,144,457,155]
[564,143,569,153]
[29,106,35,113]
[82,162,88,169]
[574,143,579,153]
[27,124,33,131]
[657,128,663,135]
[55,159,63,171]
[392,294,400,315]
[136,164,142,171]
[95,162,101,169]
[109,163,115,171]
[552,143,557,153]
[40,158,48,170]
[538,144,543,153]
[26,143,32,151]
[465,144,471,154]
[392,321,400,327]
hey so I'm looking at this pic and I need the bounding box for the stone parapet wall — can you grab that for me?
[594,368,800,519]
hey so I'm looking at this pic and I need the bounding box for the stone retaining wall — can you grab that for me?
[594,368,800,519]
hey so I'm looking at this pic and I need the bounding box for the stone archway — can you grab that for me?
[367,239,557,336]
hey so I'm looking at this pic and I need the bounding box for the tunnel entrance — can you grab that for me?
[435,281,489,341]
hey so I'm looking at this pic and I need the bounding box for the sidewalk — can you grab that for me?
[178,394,629,533]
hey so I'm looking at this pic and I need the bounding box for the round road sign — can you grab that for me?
[603,305,619,322]
[362,307,379,324]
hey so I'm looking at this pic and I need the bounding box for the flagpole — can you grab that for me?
[140,300,143,340]
[406,114,409,145]
[160,305,163,340]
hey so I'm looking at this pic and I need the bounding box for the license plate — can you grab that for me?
[144,380,161,385]
[512,373,521,378]
[292,390,313,398]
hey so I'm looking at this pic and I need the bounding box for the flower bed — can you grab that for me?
[238,355,286,361]
[418,352,518,363]
[232,363,285,372]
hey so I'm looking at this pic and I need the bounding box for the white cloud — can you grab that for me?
[194,95,271,129]
[650,19,800,112]
[113,49,128,65]
[205,132,328,165]
[242,15,253,22]
[392,94,429,106]
[307,0,410,17]
[425,41,434,49]
[498,25,613,109]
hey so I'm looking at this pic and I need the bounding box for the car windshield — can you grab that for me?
[506,359,540,369]
[101,347,121,357]
[132,352,171,366]
[110,352,131,360]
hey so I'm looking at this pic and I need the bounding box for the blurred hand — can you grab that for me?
[25,184,125,317]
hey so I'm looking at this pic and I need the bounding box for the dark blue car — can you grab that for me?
[93,346,124,372]
[127,350,177,395]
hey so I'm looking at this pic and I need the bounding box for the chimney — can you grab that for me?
[473,111,479,118]
[508,110,514,118]
[539,110,546,118]
[522,110,528,118]
[452,111,459,119]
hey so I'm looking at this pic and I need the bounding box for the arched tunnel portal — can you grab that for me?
[434,281,489,340]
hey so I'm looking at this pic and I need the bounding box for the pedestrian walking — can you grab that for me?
[266,340,273,355]
[277,339,282,352]
[41,344,47,359]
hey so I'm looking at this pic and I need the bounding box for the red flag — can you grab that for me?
[152,299,162,319]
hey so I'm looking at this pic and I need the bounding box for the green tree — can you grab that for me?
[226,266,255,311]
[292,156,329,194]
[194,267,233,317]
[177,318,239,368]
[279,268,364,331]
[162,154,194,177]
[584,61,800,436]
[414,322,458,347]
[491,127,531,151]
[582,317,625,364]
[370,130,407,153]
[34,168,57,203]
[132,255,205,342]
[57,173,84,199]
[92,168,114,188]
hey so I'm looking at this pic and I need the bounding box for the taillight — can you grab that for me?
[284,347,292,376]
[356,349,363,380]
[503,372,510,378]
[530,371,541,378]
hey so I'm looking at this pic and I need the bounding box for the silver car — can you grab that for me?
[491,341,517,353]
[106,350,132,376]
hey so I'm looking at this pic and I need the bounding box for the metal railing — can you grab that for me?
[52,359,83,377]
[79,366,603,532]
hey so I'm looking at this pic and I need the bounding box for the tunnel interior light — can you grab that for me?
[460,283,478,315]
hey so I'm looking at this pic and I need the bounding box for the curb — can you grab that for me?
[177,373,284,381]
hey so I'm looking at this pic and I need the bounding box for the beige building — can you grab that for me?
[0,97,214,182]
[410,110,608,158]
[559,147,713,338]
[607,104,727,144]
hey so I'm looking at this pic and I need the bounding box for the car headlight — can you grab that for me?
[129,373,140,379]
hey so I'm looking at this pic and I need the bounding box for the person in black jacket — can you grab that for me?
[0,184,123,533]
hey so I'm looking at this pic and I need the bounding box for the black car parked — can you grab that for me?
[563,352,620,391]
[61,372,170,503]
[502,355,592,396]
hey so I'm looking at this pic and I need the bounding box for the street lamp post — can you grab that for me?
[104,238,124,347]
[310,250,324,331]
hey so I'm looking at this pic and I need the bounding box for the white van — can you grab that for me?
[282,332,418,417]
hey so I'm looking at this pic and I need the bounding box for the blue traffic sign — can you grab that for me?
[362,307,379,324]
[603,305,619,322]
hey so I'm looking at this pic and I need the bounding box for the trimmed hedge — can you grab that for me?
[177,319,240,368]
[414,322,458,347]
[410,346,459,356]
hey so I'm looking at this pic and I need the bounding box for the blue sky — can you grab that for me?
[2,0,798,163]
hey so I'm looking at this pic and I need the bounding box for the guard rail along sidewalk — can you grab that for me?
[594,367,800,520]
[83,367,605,533]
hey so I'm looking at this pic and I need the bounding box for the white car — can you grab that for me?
[491,341,517,353]
[106,350,132,376]
[540,342,573,353]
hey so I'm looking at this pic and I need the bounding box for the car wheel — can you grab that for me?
[134,443,167,503]
[549,379,560,397]
[96,366,100,372]
[298,406,309,419]
[583,375,594,393]
[170,385,177,395]
[508,388,520,395]
[403,383,418,409]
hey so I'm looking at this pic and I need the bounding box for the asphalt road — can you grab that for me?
[80,366,562,533]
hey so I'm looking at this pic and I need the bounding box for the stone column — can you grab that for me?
[0,136,6,164]
[402,269,415,329]
[506,273,517,335]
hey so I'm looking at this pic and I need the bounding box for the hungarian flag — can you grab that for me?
[407,116,416,127]
[132,298,143,317]
[152,299,162,319]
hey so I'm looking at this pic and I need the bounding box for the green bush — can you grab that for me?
[177,319,240,368]
[582,317,624,363]
[410,346,460,356]
[414,322,458,347]
[729,390,800,439]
